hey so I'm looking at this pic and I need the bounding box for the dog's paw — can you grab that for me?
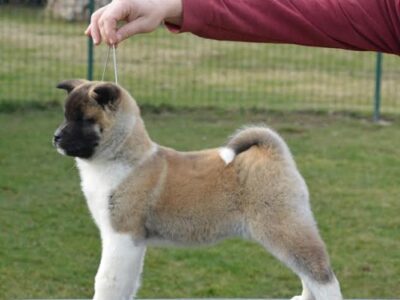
[290,296,304,300]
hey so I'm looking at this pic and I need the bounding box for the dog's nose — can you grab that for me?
[53,134,61,144]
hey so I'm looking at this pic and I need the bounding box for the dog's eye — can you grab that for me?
[83,118,95,124]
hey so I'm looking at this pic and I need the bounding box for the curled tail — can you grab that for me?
[218,126,291,164]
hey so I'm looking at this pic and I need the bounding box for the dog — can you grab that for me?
[53,79,343,300]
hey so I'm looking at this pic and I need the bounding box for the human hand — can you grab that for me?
[85,0,182,45]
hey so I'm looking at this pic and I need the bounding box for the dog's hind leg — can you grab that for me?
[248,218,342,300]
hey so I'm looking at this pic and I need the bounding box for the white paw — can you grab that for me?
[290,296,304,300]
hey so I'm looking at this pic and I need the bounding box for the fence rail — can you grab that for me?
[1,2,400,117]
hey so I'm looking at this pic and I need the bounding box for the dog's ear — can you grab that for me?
[91,83,120,108]
[57,79,87,93]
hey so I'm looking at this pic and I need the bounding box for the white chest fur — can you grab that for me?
[76,158,132,235]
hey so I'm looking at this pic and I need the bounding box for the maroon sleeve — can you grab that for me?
[166,0,400,55]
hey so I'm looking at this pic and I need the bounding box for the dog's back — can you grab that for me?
[124,126,308,245]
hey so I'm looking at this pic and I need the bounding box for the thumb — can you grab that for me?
[116,18,158,43]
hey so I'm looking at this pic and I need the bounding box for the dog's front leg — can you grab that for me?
[93,232,146,300]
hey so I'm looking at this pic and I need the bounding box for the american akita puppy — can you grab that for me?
[53,79,342,300]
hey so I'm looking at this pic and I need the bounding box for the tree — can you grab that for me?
[46,0,110,21]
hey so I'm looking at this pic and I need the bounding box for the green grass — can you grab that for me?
[1,5,400,113]
[0,108,399,299]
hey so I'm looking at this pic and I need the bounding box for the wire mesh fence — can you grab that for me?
[1,2,400,115]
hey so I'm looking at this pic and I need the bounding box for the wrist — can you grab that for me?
[163,0,183,25]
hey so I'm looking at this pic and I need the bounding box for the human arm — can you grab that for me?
[169,0,400,55]
[86,0,400,55]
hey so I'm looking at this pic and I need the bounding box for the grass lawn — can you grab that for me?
[0,107,399,299]
[1,5,400,113]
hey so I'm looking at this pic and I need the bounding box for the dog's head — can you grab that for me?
[53,79,139,159]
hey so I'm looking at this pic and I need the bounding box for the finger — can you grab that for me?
[89,6,108,44]
[100,14,119,45]
[84,24,91,36]
[90,10,106,45]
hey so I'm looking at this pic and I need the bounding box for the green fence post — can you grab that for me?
[373,52,383,122]
[87,0,95,80]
